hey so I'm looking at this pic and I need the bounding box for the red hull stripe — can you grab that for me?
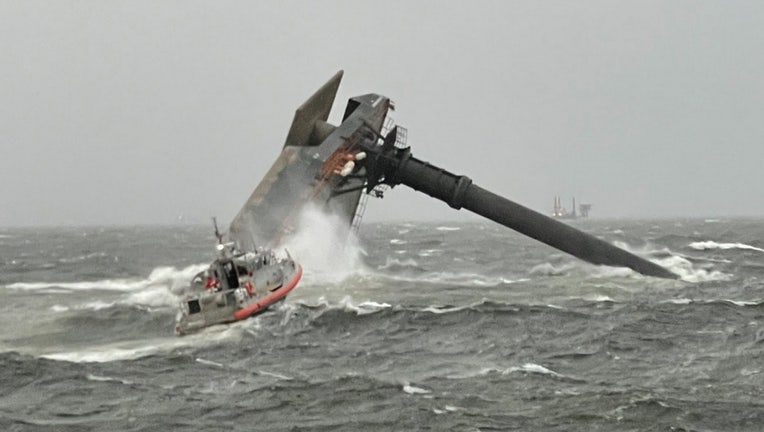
[233,264,303,321]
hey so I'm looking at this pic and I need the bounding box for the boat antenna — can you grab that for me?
[212,217,224,244]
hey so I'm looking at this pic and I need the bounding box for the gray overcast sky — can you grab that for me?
[2,1,763,227]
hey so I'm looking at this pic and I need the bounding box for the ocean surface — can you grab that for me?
[1,218,764,431]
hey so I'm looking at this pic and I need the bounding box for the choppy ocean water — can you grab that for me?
[1,218,764,431]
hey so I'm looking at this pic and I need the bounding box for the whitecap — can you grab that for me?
[654,255,732,283]
[125,285,179,309]
[50,291,174,314]
[377,257,420,270]
[7,279,147,292]
[7,263,208,293]
[529,262,576,276]
[403,384,431,395]
[340,297,391,315]
[506,277,528,284]
[436,226,460,231]
[507,363,562,377]
[195,358,225,368]
[85,374,133,385]
[445,367,499,379]
[432,405,462,414]
[377,269,519,288]
[583,295,615,303]
[257,370,293,380]
[590,266,638,279]
[421,305,471,314]
[555,388,581,396]
[662,298,692,305]
[689,241,764,253]
[58,252,107,264]
[79,300,117,310]
[41,329,240,363]
[720,299,759,307]
[389,239,408,245]
[43,345,163,363]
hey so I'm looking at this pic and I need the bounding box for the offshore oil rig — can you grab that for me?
[552,197,592,219]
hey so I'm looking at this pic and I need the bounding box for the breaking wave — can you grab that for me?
[12,264,208,314]
[444,362,570,380]
[661,298,763,307]
[280,204,366,284]
[7,264,206,293]
[652,254,732,283]
[529,262,577,277]
[610,241,733,283]
[402,383,431,394]
[507,363,563,377]
[376,257,424,272]
[40,328,241,363]
[529,260,644,280]
[336,296,392,315]
[689,241,764,253]
[377,269,524,287]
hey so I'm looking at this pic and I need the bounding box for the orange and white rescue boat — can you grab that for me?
[175,243,302,335]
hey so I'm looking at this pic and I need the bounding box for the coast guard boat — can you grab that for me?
[175,236,302,335]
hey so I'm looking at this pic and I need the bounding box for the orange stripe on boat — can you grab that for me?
[233,264,303,321]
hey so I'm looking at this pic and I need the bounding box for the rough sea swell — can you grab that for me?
[2,218,764,431]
